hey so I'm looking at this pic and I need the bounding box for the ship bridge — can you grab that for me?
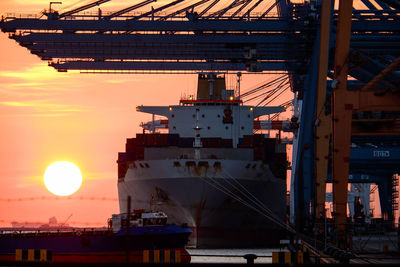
[136,74,284,145]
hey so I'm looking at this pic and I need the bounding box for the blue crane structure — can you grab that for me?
[1,0,400,249]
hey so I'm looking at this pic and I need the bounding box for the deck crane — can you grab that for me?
[1,0,400,252]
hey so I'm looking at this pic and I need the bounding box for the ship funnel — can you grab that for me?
[196,73,227,100]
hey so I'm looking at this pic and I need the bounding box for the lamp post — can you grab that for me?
[49,2,62,13]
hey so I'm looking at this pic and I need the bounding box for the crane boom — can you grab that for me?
[129,0,185,21]
[104,0,157,20]
[58,0,110,18]
[158,0,212,20]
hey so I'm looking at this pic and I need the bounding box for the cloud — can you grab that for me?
[13,175,43,189]
[8,82,45,88]
[0,64,68,82]
[0,100,84,109]
[0,100,89,117]
[0,63,74,100]
[0,88,57,97]
[0,113,72,118]
[105,79,132,84]
[0,61,93,117]
[83,171,115,181]
[1,101,33,107]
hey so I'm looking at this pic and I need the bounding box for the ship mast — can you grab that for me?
[193,107,202,160]
[236,72,242,101]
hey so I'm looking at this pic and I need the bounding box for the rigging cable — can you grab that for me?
[199,173,295,233]
[256,79,289,106]
[219,172,294,230]
[240,74,287,99]
[219,169,296,232]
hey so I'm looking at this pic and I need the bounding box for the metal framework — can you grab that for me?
[1,0,399,74]
[1,0,400,250]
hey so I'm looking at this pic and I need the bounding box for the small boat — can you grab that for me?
[0,210,191,264]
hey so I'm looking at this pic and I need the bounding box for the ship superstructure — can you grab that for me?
[117,73,288,247]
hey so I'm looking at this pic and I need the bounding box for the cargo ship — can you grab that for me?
[0,210,191,264]
[117,73,289,248]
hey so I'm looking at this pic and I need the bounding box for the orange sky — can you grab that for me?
[0,0,295,227]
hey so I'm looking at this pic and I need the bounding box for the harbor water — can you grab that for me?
[187,248,276,264]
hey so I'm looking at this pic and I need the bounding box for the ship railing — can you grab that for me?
[0,227,111,237]
[0,11,197,22]
[1,13,42,21]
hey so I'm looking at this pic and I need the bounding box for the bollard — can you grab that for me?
[243,254,257,264]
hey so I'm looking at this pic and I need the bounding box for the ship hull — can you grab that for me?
[0,226,191,264]
[118,159,286,248]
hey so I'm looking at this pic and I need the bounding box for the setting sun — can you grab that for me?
[44,161,83,196]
